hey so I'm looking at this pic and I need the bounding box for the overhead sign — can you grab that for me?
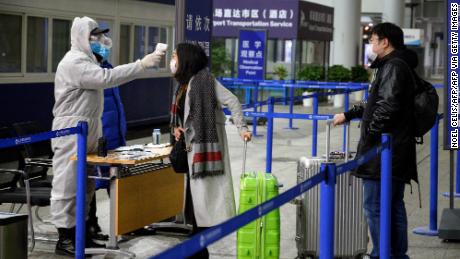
[297,1,334,41]
[237,30,267,80]
[213,0,298,39]
[446,1,460,150]
[185,0,213,58]
[403,28,424,46]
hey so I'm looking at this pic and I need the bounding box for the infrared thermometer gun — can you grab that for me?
[155,43,168,54]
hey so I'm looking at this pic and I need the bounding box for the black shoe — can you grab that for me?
[86,237,106,248]
[55,228,75,256]
[88,223,109,242]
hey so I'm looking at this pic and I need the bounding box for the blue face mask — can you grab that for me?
[90,41,111,61]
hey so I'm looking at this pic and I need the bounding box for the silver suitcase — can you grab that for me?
[294,122,368,258]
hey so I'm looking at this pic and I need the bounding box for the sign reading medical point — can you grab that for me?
[446,0,460,150]
[185,0,212,58]
[237,30,266,80]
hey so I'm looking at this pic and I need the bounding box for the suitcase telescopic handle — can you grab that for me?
[242,140,248,176]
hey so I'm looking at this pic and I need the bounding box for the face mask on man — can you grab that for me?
[366,46,378,63]
[170,59,177,74]
[89,34,112,61]
[90,41,111,61]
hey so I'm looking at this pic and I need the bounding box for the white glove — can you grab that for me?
[141,50,165,69]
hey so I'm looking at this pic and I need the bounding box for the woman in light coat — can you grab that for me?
[170,43,251,259]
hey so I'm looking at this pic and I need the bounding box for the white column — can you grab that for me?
[383,0,405,26]
[331,0,361,107]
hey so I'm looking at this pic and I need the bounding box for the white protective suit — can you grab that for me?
[51,16,151,228]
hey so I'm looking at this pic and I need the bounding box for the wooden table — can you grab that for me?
[73,145,184,258]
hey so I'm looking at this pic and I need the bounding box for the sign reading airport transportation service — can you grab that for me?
[213,0,298,39]
[237,30,266,80]
[446,0,460,149]
[185,0,213,58]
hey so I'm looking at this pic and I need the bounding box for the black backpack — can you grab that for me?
[412,73,439,141]
[394,58,439,143]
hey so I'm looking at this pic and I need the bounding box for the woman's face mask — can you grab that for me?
[170,54,178,74]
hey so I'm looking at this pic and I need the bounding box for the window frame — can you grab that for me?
[0,9,174,82]
[25,14,51,74]
[121,22,172,72]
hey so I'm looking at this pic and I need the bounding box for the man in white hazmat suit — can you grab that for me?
[51,16,165,256]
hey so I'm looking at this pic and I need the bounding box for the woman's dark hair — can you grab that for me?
[174,43,208,85]
[371,22,405,50]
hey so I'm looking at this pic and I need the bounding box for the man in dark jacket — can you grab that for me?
[333,23,417,259]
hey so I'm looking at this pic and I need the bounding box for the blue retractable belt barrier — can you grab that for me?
[149,139,390,259]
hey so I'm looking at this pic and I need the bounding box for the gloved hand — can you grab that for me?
[140,50,165,69]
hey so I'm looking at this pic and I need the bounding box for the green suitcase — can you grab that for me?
[237,142,280,259]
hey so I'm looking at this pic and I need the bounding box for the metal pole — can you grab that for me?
[430,117,439,231]
[380,133,392,259]
[312,93,319,156]
[343,90,350,151]
[289,86,294,128]
[265,97,274,173]
[319,163,336,259]
[75,121,88,259]
[252,83,259,136]
[450,150,455,209]
[174,0,185,44]
[456,150,460,194]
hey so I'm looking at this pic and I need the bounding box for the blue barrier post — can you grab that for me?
[380,134,392,259]
[364,85,369,101]
[286,86,297,129]
[312,93,319,156]
[343,90,350,152]
[245,86,251,105]
[252,84,259,136]
[319,163,336,259]
[265,97,274,174]
[413,116,439,236]
[75,121,88,259]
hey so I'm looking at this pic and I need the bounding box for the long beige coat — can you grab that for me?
[182,78,248,227]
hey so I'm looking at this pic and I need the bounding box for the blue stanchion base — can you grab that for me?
[283,127,299,130]
[442,192,460,198]
[413,226,438,236]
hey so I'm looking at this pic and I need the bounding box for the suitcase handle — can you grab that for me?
[326,119,350,163]
[242,140,248,176]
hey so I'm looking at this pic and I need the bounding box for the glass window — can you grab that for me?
[119,24,131,65]
[0,14,22,73]
[133,25,145,61]
[159,28,167,67]
[147,27,158,53]
[27,16,48,72]
[148,26,166,68]
[52,19,70,72]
